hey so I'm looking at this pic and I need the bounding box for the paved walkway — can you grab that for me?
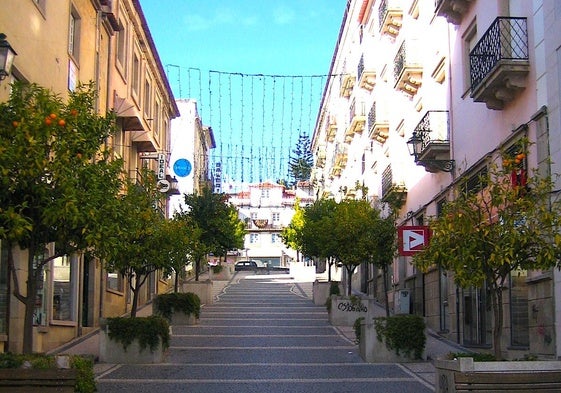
[53,271,468,392]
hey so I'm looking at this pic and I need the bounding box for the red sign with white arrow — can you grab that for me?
[398,226,430,256]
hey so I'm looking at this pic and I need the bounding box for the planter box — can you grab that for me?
[99,328,166,364]
[0,369,76,392]
[359,320,425,363]
[210,266,232,281]
[313,280,342,306]
[182,279,213,305]
[329,296,377,326]
[435,357,561,393]
[152,303,199,326]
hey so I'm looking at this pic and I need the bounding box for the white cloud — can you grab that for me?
[273,6,296,25]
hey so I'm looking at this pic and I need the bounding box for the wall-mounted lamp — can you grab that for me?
[0,34,17,81]
[406,131,455,173]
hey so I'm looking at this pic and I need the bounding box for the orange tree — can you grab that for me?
[413,144,561,359]
[281,198,305,263]
[0,82,122,353]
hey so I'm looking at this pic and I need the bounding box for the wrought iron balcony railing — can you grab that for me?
[379,0,403,37]
[394,41,423,96]
[368,101,389,143]
[408,110,454,173]
[381,165,406,204]
[469,17,529,109]
[358,54,376,91]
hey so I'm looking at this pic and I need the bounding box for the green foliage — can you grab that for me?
[447,352,496,361]
[212,264,224,274]
[413,143,561,359]
[0,81,122,353]
[374,315,426,359]
[106,316,170,353]
[288,132,313,186]
[281,198,305,253]
[329,282,341,296]
[153,292,201,320]
[0,353,96,392]
[354,317,365,344]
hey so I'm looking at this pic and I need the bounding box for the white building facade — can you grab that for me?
[313,0,561,359]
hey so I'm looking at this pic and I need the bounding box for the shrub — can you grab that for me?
[106,315,170,353]
[153,292,201,320]
[212,264,224,274]
[325,282,341,312]
[354,317,365,344]
[0,353,96,393]
[374,315,426,359]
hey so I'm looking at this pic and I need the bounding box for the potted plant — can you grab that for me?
[99,315,170,364]
[0,353,95,392]
[358,315,426,363]
[153,292,201,325]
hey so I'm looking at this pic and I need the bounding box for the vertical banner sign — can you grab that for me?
[214,162,222,193]
[157,153,166,180]
[398,226,430,256]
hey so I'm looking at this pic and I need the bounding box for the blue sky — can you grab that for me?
[140,1,347,184]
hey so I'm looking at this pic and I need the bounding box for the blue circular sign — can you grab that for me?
[173,158,192,177]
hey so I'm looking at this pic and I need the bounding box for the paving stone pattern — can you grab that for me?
[96,273,434,393]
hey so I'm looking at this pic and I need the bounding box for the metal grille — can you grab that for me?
[394,41,406,81]
[368,102,377,132]
[378,0,388,31]
[469,17,528,90]
[381,165,393,197]
[358,54,365,81]
[414,110,449,151]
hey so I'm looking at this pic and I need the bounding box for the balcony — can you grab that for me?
[435,0,473,25]
[379,0,403,37]
[368,102,389,143]
[381,165,407,208]
[357,55,376,91]
[407,110,454,173]
[334,145,348,170]
[394,41,423,96]
[326,116,337,142]
[316,147,326,168]
[470,17,529,110]
[131,130,157,152]
[340,73,355,98]
[345,100,366,142]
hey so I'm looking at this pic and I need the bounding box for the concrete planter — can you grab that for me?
[328,296,376,326]
[152,303,199,326]
[435,357,561,393]
[182,279,213,305]
[313,280,342,306]
[359,320,425,363]
[0,369,77,392]
[99,328,166,364]
[210,265,232,281]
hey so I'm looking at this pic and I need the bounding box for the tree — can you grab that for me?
[365,215,397,316]
[281,198,305,262]
[299,198,339,281]
[288,132,313,187]
[0,82,122,353]
[331,200,381,296]
[103,170,169,317]
[180,187,245,280]
[413,144,561,359]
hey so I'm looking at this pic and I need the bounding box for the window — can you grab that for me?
[154,96,161,138]
[144,76,152,120]
[272,212,280,223]
[107,271,123,292]
[68,6,81,63]
[33,0,46,15]
[250,212,257,220]
[261,189,270,198]
[52,255,76,322]
[271,233,280,244]
[463,21,477,93]
[116,18,127,72]
[463,166,488,195]
[33,249,48,326]
[250,233,259,244]
[510,270,529,347]
[132,51,140,99]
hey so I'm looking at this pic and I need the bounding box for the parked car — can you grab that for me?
[235,260,267,272]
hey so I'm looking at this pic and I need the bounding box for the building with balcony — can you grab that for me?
[312,0,560,359]
[228,182,314,267]
[0,0,178,353]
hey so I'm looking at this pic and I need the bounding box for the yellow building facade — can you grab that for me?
[0,0,178,353]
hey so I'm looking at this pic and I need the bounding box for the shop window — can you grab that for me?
[510,270,529,347]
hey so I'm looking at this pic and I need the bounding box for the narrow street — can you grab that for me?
[96,273,433,393]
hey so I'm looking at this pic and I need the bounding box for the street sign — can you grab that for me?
[398,226,430,256]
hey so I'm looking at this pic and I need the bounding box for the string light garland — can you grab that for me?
[166,65,337,186]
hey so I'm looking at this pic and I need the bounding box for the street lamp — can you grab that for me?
[406,131,455,173]
[0,34,17,81]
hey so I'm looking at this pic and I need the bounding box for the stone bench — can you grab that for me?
[454,371,561,392]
